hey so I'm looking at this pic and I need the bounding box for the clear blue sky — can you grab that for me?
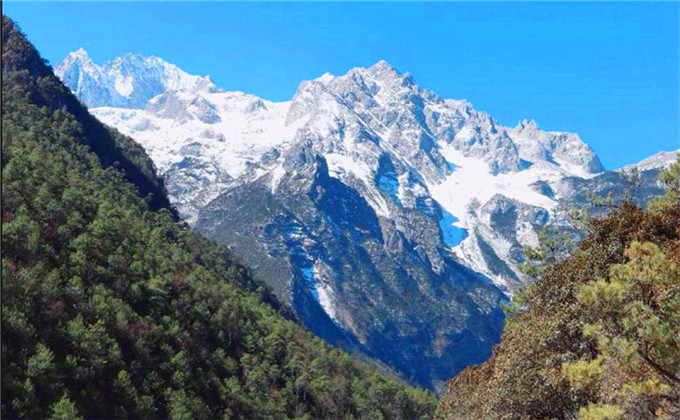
[5,2,679,169]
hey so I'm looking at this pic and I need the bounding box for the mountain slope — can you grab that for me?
[1,16,436,419]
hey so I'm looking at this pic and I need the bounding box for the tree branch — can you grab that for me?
[639,351,680,385]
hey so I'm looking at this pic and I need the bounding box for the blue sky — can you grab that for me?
[5,2,679,169]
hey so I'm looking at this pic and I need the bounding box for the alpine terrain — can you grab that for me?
[55,50,676,390]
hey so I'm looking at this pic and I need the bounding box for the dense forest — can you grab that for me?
[439,159,680,418]
[4,11,679,420]
[1,16,436,419]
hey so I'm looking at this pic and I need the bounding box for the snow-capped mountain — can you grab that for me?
[56,51,669,391]
[619,149,679,172]
[55,49,216,109]
[60,55,603,288]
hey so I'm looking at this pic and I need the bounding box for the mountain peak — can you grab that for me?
[57,50,216,109]
[364,59,411,84]
[517,118,539,131]
[368,59,397,72]
[314,72,335,83]
[59,47,95,67]
[312,60,402,84]
[72,47,89,57]
[110,52,147,64]
[107,52,169,69]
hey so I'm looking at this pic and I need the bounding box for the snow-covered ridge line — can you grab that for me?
[56,50,603,177]
[55,48,217,109]
[58,51,605,291]
[618,149,679,172]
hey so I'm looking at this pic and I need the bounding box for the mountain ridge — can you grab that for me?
[55,49,217,109]
[619,149,680,172]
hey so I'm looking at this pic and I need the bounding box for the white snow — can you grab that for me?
[619,149,679,172]
[92,93,299,178]
[269,164,286,193]
[324,153,391,217]
[58,52,640,294]
[428,146,558,233]
[315,72,335,83]
[313,262,340,323]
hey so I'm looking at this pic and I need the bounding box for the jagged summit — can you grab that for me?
[370,58,396,71]
[307,60,416,100]
[509,118,604,176]
[57,51,603,180]
[58,48,97,74]
[72,47,89,57]
[516,118,539,130]
[313,60,402,81]
[364,59,410,81]
[55,50,216,108]
[56,48,125,108]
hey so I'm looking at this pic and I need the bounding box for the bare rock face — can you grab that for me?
[509,119,604,175]
[188,96,221,124]
[196,144,505,392]
[58,52,671,391]
[55,48,126,108]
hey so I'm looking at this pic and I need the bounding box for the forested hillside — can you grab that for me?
[1,16,436,419]
[439,159,680,419]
